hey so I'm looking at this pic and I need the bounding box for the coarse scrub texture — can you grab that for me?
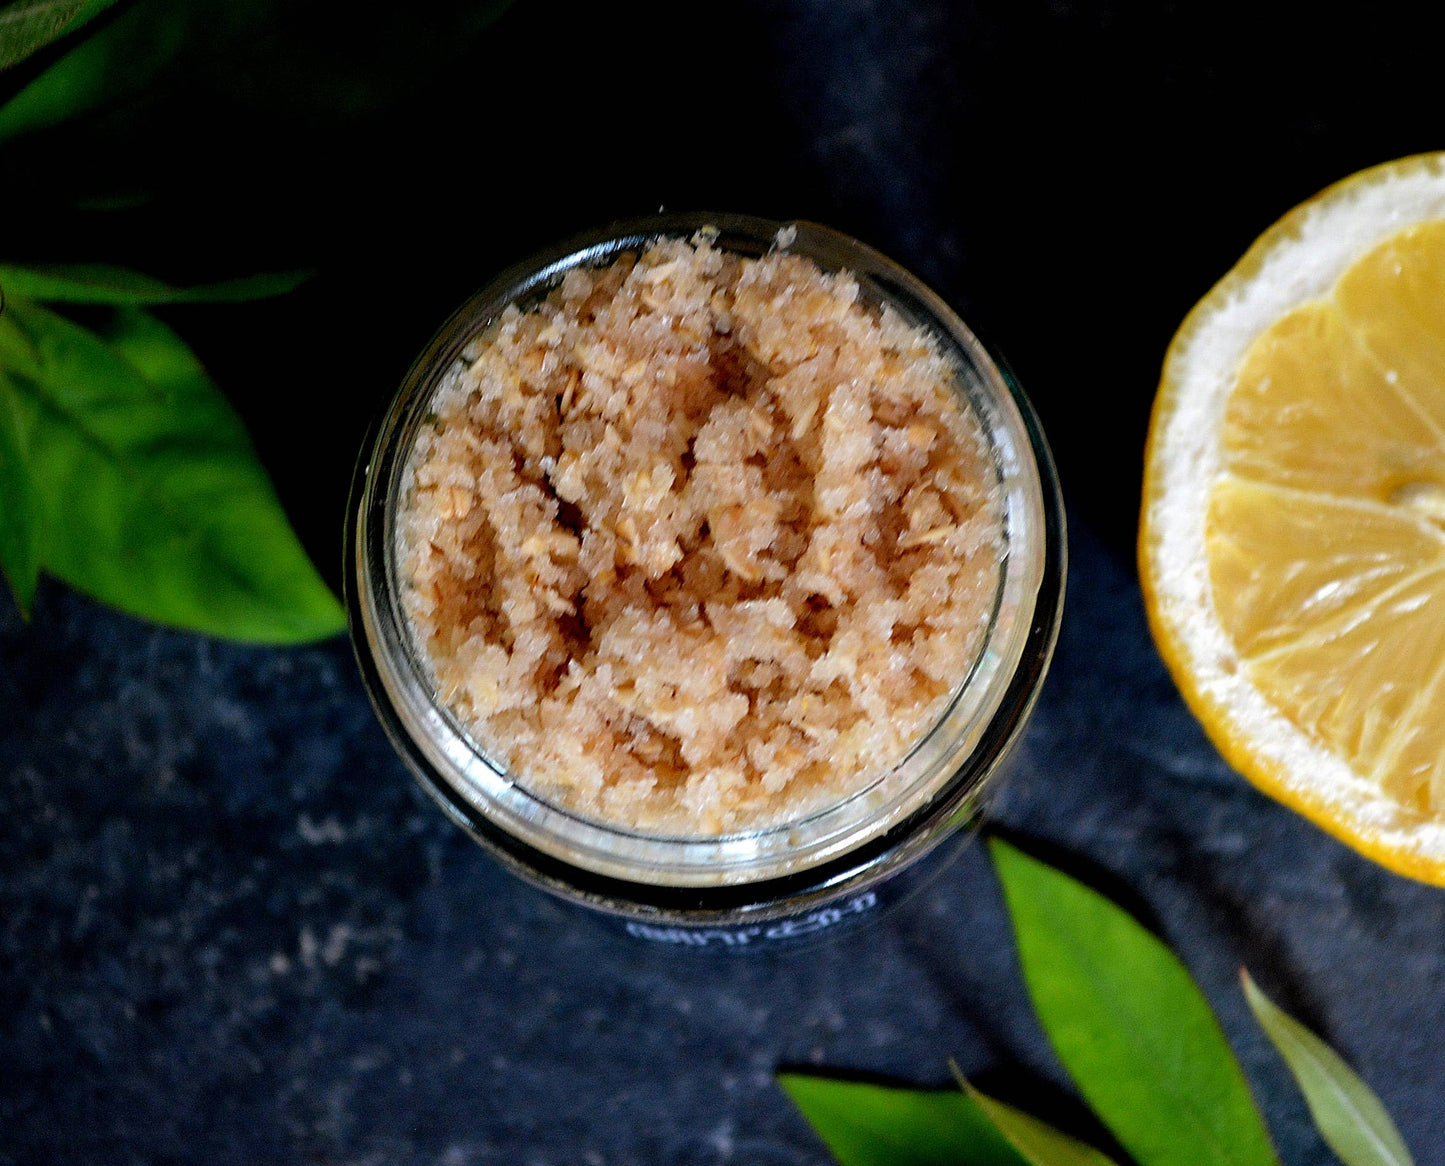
[401,233,1003,836]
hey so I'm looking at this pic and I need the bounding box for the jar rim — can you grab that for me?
[345,212,1066,914]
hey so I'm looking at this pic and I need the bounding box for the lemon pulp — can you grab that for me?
[1208,220,1445,820]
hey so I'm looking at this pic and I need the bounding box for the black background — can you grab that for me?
[3,3,1444,1163]
[9,0,1437,567]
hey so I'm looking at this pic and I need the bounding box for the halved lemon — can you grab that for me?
[1141,153,1445,885]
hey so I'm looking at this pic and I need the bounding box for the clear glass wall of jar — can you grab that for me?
[345,213,1065,947]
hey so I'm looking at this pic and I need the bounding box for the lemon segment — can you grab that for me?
[1336,221,1445,439]
[1223,302,1443,500]
[1205,480,1445,660]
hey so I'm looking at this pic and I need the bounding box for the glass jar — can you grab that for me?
[345,213,1065,947]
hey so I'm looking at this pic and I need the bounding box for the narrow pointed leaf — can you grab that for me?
[967,1091,1120,1166]
[0,369,40,613]
[0,0,192,139]
[989,839,1280,1166]
[965,1092,1121,1166]
[0,0,515,140]
[779,1074,1029,1166]
[1242,971,1414,1166]
[2,299,344,642]
[949,1065,1119,1166]
[947,1063,1127,1166]
[0,264,311,305]
[0,0,117,71]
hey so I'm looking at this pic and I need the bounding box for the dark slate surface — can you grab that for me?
[4,2,1445,1163]
[5,523,1445,1165]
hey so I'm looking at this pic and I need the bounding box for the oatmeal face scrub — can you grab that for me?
[348,215,1062,930]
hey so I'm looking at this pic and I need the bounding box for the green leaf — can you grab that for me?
[0,0,118,72]
[0,264,312,305]
[0,0,195,139]
[0,0,516,141]
[779,1074,1029,1166]
[1241,971,1414,1166]
[989,839,1280,1166]
[949,1064,1120,1166]
[0,298,344,642]
[0,368,40,613]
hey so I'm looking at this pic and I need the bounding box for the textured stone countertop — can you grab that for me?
[3,2,1444,1163]
[5,521,1443,1165]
